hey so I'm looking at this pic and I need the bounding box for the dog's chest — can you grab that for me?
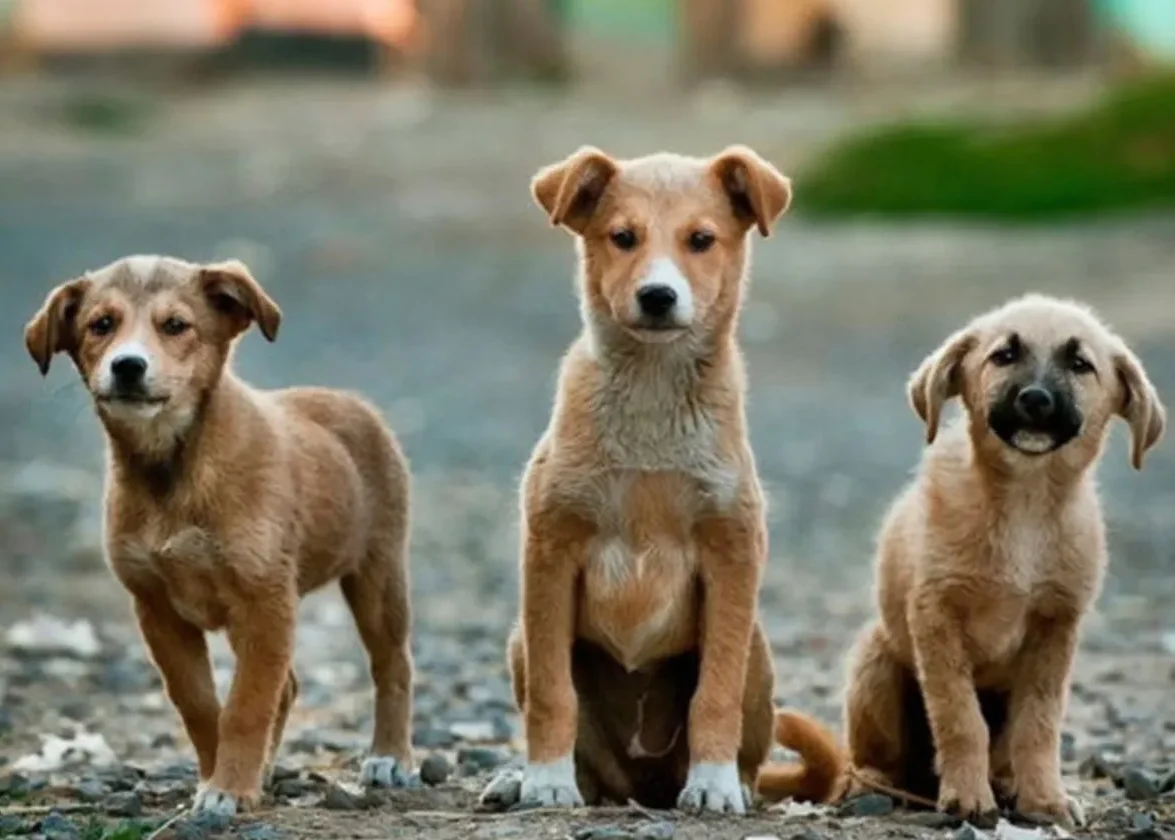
[110,522,228,631]
[577,472,703,671]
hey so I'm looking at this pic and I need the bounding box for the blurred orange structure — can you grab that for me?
[11,0,417,53]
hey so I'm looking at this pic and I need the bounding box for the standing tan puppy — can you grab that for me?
[479,145,815,815]
[24,256,415,818]
[759,294,1165,828]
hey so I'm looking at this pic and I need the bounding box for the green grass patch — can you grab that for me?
[796,73,1175,222]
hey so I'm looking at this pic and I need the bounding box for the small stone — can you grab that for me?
[743,835,781,840]
[319,782,361,810]
[902,812,961,828]
[70,777,109,802]
[1060,731,1077,763]
[174,811,232,840]
[449,721,496,742]
[953,824,983,840]
[239,823,284,840]
[419,753,453,786]
[272,777,318,799]
[39,812,80,840]
[787,830,828,840]
[413,727,456,748]
[1122,767,1162,801]
[1130,811,1157,832]
[837,792,894,817]
[637,823,675,840]
[0,708,13,736]
[993,821,1047,840]
[0,815,27,835]
[457,746,507,772]
[1079,752,1120,781]
[151,732,177,749]
[270,763,299,783]
[0,772,31,796]
[574,827,635,840]
[104,790,143,817]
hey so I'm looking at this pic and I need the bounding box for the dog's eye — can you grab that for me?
[1070,355,1095,375]
[609,228,638,251]
[161,317,190,337]
[88,315,115,337]
[687,231,716,254]
[989,345,1020,367]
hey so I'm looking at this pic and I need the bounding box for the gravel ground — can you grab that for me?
[0,74,1173,840]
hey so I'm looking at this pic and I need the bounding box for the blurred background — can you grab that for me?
[0,2,1174,837]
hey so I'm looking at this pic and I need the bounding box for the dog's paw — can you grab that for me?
[1015,791,1086,829]
[519,756,584,809]
[938,777,998,829]
[361,755,410,789]
[192,785,241,820]
[677,762,748,816]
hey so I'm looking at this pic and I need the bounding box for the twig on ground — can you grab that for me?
[145,805,187,840]
[0,802,100,816]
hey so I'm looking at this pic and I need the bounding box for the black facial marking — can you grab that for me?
[988,333,1023,367]
[987,355,1084,455]
[1057,337,1095,375]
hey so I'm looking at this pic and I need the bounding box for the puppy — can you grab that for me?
[758,294,1166,827]
[477,144,839,816]
[24,256,415,817]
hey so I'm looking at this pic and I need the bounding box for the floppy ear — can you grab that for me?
[709,145,793,237]
[24,277,92,376]
[199,260,281,342]
[907,328,976,445]
[530,146,619,234]
[1113,346,1166,470]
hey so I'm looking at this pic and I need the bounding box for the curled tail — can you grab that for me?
[756,709,846,804]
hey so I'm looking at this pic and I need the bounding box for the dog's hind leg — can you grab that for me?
[342,523,414,788]
[843,622,910,800]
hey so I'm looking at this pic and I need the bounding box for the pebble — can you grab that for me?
[787,830,828,840]
[413,726,457,749]
[319,782,362,810]
[837,792,894,817]
[174,811,233,840]
[953,824,983,840]
[39,812,80,840]
[1122,767,1162,801]
[457,746,507,772]
[419,752,453,786]
[0,772,31,796]
[574,826,673,840]
[638,823,675,840]
[239,823,284,840]
[104,790,143,817]
[1079,752,1120,781]
[0,707,13,735]
[1060,731,1077,762]
[70,777,109,802]
[272,777,319,799]
[0,815,28,835]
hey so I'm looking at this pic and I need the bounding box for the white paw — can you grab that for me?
[519,755,584,809]
[192,785,238,818]
[677,761,748,815]
[1066,794,1087,828]
[361,755,410,788]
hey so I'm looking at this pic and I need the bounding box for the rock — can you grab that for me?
[953,824,984,840]
[319,782,362,810]
[419,753,453,786]
[573,827,636,840]
[457,746,507,772]
[993,821,1046,840]
[1079,752,1120,781]
[742,835,781,840]
[449,721,497,742]
[413,727,456,749]
[151,732,177,749]
[239,823,284,840]
[5,614,101,658]
[272,777,319,799]
[638,823,675,840]
[0,815,28,835]
[901,812,961,828]
[174,811,233,840]
[1060,731,1077,763]
[39,812,80,840]
[104,790,143,817]
[1122,767,1162,801]
[787,830,828,840]
[0,772,31,796]
[837,792,894,817]
[70,777,109,802]
[270,764,299,783]
[0,708,13,736]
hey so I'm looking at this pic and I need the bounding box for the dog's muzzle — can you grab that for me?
[988,382,1083,455]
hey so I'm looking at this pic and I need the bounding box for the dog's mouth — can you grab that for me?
[96,392,170,409]
[988,416,1082,456]
[624,321,689,343]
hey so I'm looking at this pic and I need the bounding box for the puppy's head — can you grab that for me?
[25,255,280,441]
[909,294,1166,470]
[530,145,791,344]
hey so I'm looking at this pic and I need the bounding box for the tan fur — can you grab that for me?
[783,295,1166,826]
[24,256,415,812]
[501,146,794,811]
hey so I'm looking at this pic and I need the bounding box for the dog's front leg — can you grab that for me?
[678,515,763,816]
[1006,616,1083,828]
[518,512,588,809]
[132,596,221,781]
[910,592,998,826]
[194,583,297,818]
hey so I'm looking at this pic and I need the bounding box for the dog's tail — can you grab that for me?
[756,709,846,804]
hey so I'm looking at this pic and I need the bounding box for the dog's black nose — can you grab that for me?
[636,284,677,318]
[1015,385,1055,421]
[110,354,148,385]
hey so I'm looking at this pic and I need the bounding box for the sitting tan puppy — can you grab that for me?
[24,256,415,818]
[477,145,845,816]
[760,294,1165,827]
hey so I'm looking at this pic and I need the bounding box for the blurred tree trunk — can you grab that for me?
[957,0,1100,68]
